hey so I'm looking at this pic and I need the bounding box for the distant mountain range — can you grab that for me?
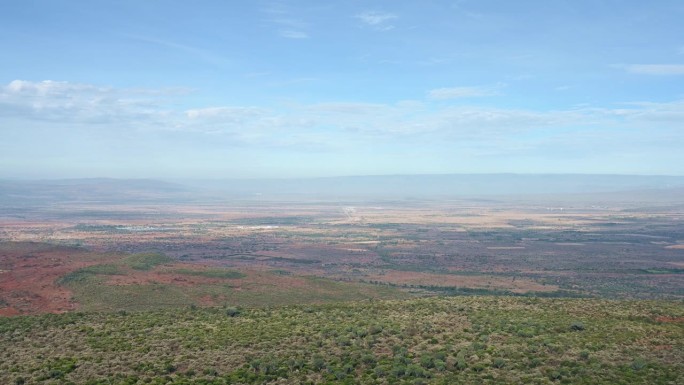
[1,174,683,205]
[0,178,191,206]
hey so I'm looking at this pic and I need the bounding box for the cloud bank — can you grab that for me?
[624,64,684,75]
[2,80,683,177]
[356,11,398,31]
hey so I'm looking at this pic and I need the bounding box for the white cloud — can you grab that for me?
[0,80,173,126]
[611,100,684,125]
[5,79,102,96]
[306,102,390,115]
[262,3,311,38]
[279,30,309,39]
[624,64,684,75]
[428,85,501,100]
[3,79,683,151]
[271,17,307,29]
[356,11,398,30]
[185,107,264,119]
[555,85,573,91]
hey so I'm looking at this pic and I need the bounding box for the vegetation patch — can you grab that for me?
[123,252,173,271]
[66,281,196,312]
[173,268,246,279]
[57,264,123,284]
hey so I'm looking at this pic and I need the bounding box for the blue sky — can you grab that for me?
[1,0,683,178]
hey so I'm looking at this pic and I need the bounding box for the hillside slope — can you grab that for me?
[1,296,682,384]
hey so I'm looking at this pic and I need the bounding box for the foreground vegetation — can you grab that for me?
[1,297,682,384]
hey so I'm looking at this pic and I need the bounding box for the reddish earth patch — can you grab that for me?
[197,294,223,306]
[655,316,684,323]
[0,307,21,316]
[102,263,246,287]
[0,242,119,315]
[104,269,233,287]
[98,262,313,293]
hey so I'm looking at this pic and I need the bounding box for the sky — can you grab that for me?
[1,0,683,179]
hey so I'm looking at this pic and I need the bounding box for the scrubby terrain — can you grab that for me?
[1,297,682,384]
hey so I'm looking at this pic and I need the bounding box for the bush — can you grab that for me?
[361,354,376,365]
[420,355,434,369]
[406,364,425,378]
[312,356,326,371]
[570,321,585,331]
[631,358,647,371]
[455,358,467,371]
[529,357,542,368]
[226,307,241,317]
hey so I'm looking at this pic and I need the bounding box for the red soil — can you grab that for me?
[655,316,684,323]
[0,242,117,315]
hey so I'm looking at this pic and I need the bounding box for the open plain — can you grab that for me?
[1,178,683,384]
[2,184,683,316]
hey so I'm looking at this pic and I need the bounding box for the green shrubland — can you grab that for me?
[1,296,682,384]
[123,253,173,271]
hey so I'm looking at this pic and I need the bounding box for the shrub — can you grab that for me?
[631,358,647,371]
[529,357,542,368]
[549,370,562,381]
[226,307,241,317]
[420,355,434,369]
[570,322,585,331]
[312,356,326,371]
[390,364,406,378]
[455,358,467,371]
[203,368,219,376]
[405,364,425,378]
[361,354,376,365]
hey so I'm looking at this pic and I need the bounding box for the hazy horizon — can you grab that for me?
[3,174,684,205]
[2,1,683,179]
[4,171,684,182]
